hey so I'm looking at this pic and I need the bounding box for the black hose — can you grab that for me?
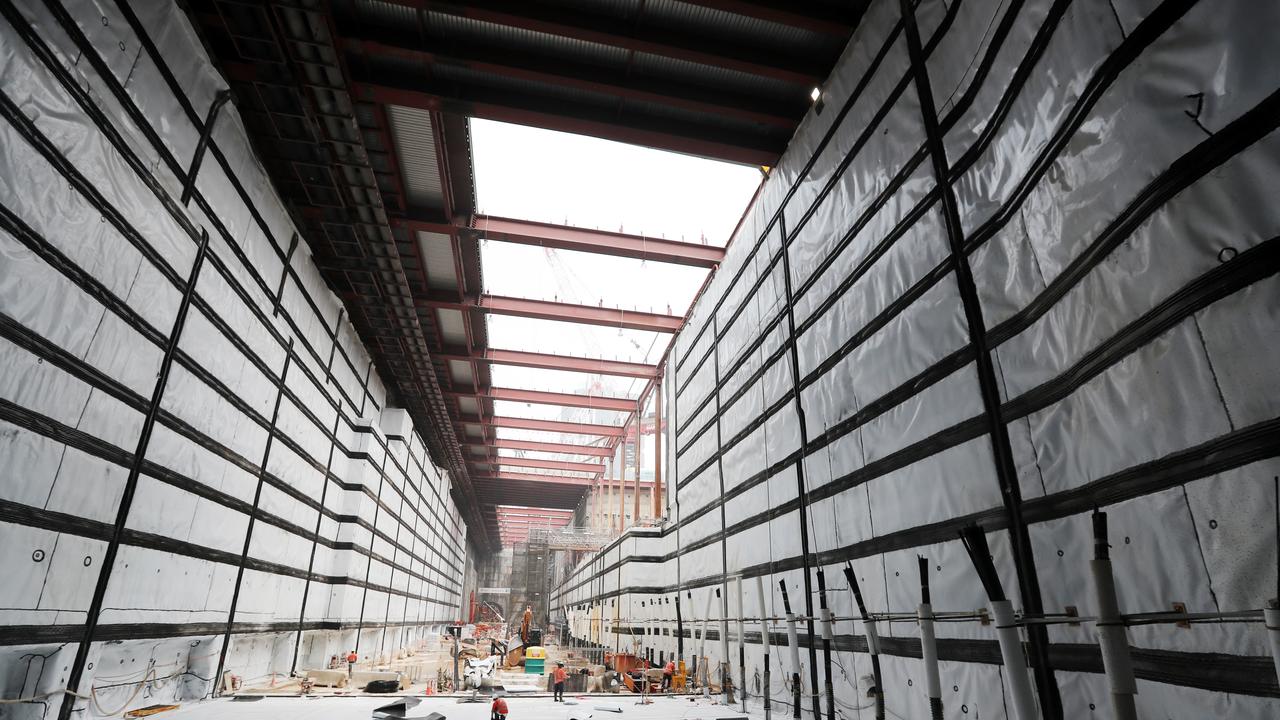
[816,570,836,720]
[843,565,884,720]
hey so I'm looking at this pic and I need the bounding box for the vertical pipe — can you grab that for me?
[701,591,714,696]
[57,230,211,720]
[1090,513,1138,720]
[756,576,772,720]
[961,526,1036,720]
[737,577,747,712]
[719,586,731,704]
[778,581,802,719]
[898,0,1060,713]
[180,90,231,205]
[816,571,835,720]
[634,393,642,525]
[676,592,685,662]
[653,374,663,519]
[617,442,625,533]
[843,565,884,720]
[775,215,823,720]
[216,340,295,692]
[1266,599,1280,685]
[992,600,1037,720]
[918,558,942,720]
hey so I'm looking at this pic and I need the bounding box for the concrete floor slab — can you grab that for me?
[158,694,752,720]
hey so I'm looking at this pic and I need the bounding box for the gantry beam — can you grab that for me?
[471,456,605,474]
[342,40,796,131]
[467,438,613,457]
[422,294,684,333]
[369,0,826,85]
[358,84,779,166]
[678,1,862,36]
[452,386,636,413]
[467,215,727,268]
[496,505,575,515]
[437,347,657,379]
[495,511,575,521]
[497,517,571,527]
[472,471,594,486]
[459,415,627,437]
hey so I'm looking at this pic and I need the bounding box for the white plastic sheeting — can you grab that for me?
[555,0,1280,718]
[0,0,470,717]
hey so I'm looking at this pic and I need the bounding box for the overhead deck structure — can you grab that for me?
[187,0,860,546]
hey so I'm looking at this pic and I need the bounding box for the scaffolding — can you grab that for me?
[529,525,612,551]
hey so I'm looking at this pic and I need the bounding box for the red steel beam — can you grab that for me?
[343,39,795,130]
[678,1,857,36]
[495,505,575,515]
[438,347,657,379]
[471,456,604,474]
[462,415,627,437]
[467,438,613,457]
[422,293,684,333]
[369,1,822,85]
[472,471,593,486]
[453,386,635,413]
[467,215,726,268]
[358,84,778,166]
[494,511,574,518]
[497,517,571,526]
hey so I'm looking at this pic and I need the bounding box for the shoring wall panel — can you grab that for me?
[555,0,1280,717]
[0,0,469,716]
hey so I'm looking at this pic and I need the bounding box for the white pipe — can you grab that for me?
[1091,561,1137,719]
[784,611,802,684]
[736,577,747,711]
[918,602,942,719]
[755,577,769,642]
[1266,601,1280,686]
[991,600,1036,720]
[720,587,731,701]
[756,576,772,720]
[701,591,714,695]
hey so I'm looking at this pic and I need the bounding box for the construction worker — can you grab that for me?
[491,692,509,720]
[552,661,567,701]
[521,605,532,645]
[662,658,674,690]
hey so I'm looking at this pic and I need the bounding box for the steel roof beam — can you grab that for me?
[467,438,613,457]
[470,456,605,474]
[452,386,635,412]
[342,39,797,130]
[459,415,627,437]
[437,347,657,379]
[371,0,825,85]
[422,293,684,333]
[357,84,779,166]
[472,471,594,486]
[466,214,726,268]
[495,505,576,515]
[678,1,864,36]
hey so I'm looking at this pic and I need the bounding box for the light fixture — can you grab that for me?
[810,86,822,102]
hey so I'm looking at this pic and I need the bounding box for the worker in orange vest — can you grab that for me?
[552,661,567,701]
[662,659,675,691]
[491,692,509,720]
[346,650,357,677]
[521,605,532,645]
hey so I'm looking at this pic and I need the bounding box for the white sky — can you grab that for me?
[469,120,761,459]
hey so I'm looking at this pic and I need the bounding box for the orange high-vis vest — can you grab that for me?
[553,667,567,683]
[492,698,509,714]
[347,652,357,663]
